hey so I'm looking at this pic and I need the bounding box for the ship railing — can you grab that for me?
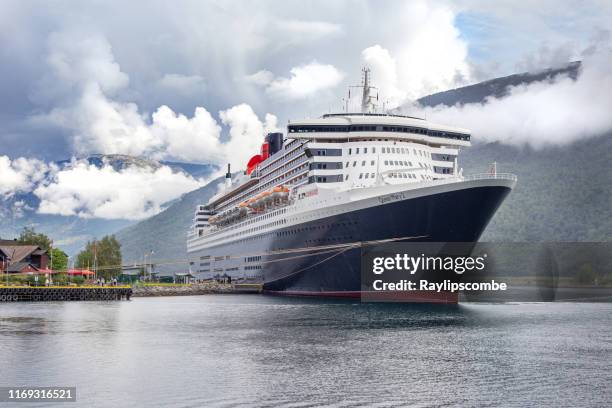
[461,173,517,182]
[206,199,295,235]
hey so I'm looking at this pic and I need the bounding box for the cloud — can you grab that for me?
[251,61,344,100]
[34,160,205,220]
[245,70,275,86]
[355,2,472,106]
[275,20,343,39]
[408,49,612,148]
[0,155,49,197]
[32,30,279,167]
[361,45,407,109]
[31,30,129,105]
[157,73,206,96]
[219,104,280,169]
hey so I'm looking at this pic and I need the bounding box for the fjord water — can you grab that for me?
[1,296,611,407]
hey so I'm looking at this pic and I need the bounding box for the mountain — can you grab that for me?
[114,177,224,274]
[416,61,581,108]
[115,64,611,274]
[413,61,611,242]
[0,155,215,255]
[459,135,612,242]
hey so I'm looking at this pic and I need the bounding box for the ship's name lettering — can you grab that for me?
[378,192,406,204]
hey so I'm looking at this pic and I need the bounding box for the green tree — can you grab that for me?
[50,248,68,271]
[17,227,52,251]
[76,235,122,280]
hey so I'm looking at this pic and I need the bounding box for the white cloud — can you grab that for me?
[33,30,279,167]
[0,155,49,197]
[34,160,205,220]
[253,62,344,100]
[359,2,472,104]
[219,104,280,170]
[361,45,407,109]
[149,105,222,163]
[410,50,612,148]
[245,70,275,86]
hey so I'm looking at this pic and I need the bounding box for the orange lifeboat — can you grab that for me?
[261,190,273,204]
[273,185,290,201]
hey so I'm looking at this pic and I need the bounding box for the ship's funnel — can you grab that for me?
[266,132,284,155]
[225,164,232,189]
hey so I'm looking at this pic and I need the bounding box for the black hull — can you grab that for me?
[190,184,512,297]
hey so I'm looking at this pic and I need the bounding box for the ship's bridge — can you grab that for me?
[287,113,470,147]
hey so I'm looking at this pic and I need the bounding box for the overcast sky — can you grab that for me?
[1,0,611,220]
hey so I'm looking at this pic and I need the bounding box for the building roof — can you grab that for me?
[0,244,44,263]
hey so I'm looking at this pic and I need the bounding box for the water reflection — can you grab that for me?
[0,296,610,407]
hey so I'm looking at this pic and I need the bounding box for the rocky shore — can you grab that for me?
[131,283,261,297]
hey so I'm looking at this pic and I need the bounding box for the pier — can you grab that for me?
[0,286,132,302]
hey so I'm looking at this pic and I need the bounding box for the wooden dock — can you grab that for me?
[0,286,132,302]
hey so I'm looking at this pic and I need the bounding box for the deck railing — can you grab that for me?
[462,173,517,182]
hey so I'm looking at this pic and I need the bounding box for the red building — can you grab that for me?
[0,240,50,274]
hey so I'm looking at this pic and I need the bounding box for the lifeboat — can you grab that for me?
[273,185,290,201]
[252,192,266,209]
[261,190,273,205]
[238,201,249,216]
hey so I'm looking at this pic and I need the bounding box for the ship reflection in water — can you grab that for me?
[1,296,611,407]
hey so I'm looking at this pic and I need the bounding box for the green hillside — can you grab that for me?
[461,135,612,242]
[115,177,223,273]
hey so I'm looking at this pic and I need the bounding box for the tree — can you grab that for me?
[50,248,68,271]
[17,227,52,251]
[76,235,122,280]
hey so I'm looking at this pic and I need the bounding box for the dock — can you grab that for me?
[0,286,132,302]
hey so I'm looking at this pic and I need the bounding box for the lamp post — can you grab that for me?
[147,250,154,282]
[142,253,147,282]
[2,254,7,286]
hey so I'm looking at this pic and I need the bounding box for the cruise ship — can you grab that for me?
[187,69,516,297]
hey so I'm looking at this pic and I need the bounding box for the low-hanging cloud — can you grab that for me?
[405,50,612,148]
[0,155,50,197]
[34,159,207,220]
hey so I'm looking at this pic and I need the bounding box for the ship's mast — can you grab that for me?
[347,67,379,113]
[360,67,378,113]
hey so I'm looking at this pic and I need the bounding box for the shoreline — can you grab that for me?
[131,283,261,297]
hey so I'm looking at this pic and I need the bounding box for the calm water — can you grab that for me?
[1,296,611,407]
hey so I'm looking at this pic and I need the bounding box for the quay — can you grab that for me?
[131,282,263,297]
[0,286,132,302]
